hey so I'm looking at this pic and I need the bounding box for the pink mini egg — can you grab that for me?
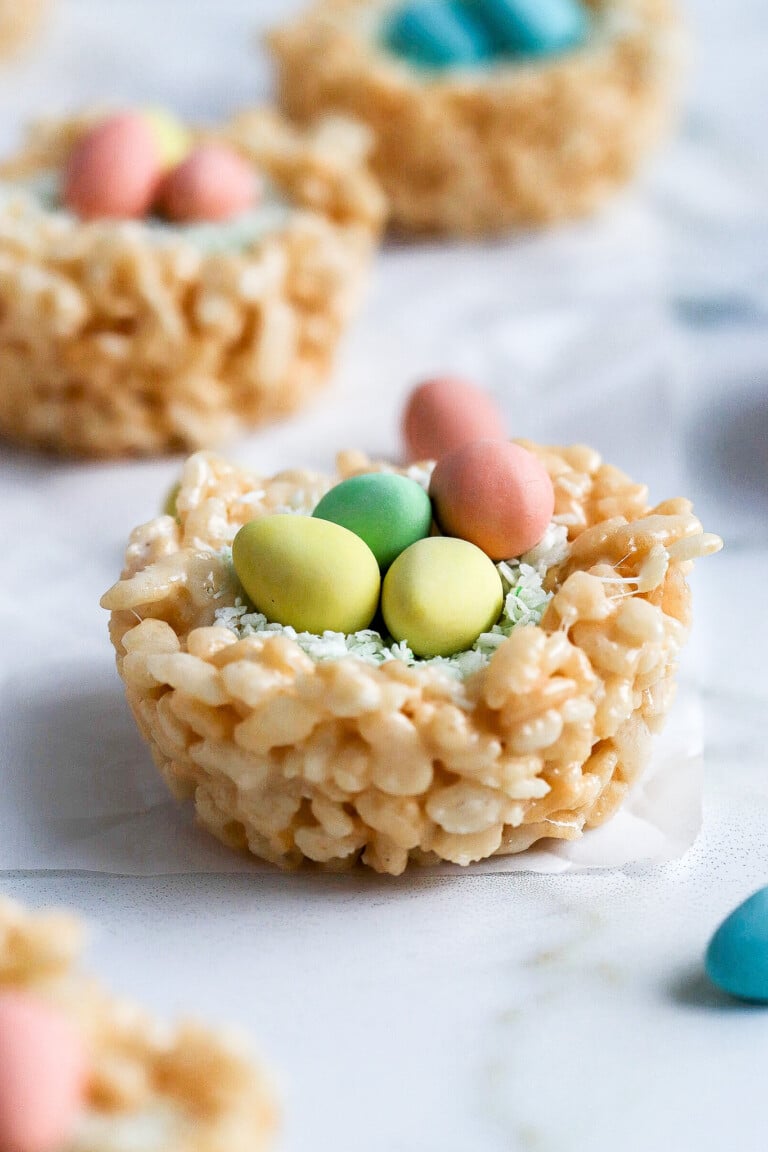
[0,992,87,1152]
[62,112,162,220]
[429,439,555,560]
[402,376,506,463]
[156,144,258,223]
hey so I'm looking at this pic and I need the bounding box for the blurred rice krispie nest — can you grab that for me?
[0,897,276,1152]
[269,0,681,235]
[0,0,47,58]
[101,443,721,876]
[0,111,384,456]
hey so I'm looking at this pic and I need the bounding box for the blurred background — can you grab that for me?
[0,3,766,1150]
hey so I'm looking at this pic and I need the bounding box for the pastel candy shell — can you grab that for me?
[232,514,381,636]
[163,481,181,520]
[384,1,492,68]
[705,887,768,1003]
[62,112,161,220]
[156,144,258,223]
[382,535,503,657]
[142,108,193,170]
[472,0,588,56]
[0,991,86,1152]
[402,376,506,463]
[429,439,555,560]
[312,472,433,570]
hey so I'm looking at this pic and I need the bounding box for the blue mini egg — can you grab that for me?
[384,0,494,68]
[705,887,768,1003]
[471,0,588,57]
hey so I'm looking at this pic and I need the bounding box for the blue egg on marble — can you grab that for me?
[384,0,494,68]
[705,887,768,1003]
[472,0,588,57]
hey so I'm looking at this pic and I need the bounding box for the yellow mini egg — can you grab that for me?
[382,536,503,658]
[232,514,381,635]
[142,108,193,170]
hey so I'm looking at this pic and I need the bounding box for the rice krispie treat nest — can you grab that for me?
[269,0,681,236]
[0,898,276,1151]
[0,111,385,456]
[101,444,720,876]
[0,0,47,58]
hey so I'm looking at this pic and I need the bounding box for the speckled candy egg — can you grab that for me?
[157,143,258,223]
[429,439,554,560]
[0,992,86,1152]
[382,535,503,657]
[402,376,506,463]
[312,472,433,570]
[705,887,768,1003]
[232,514,381,635]
[62,112,162,220]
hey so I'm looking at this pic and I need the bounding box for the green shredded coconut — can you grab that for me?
[213,522,569,680]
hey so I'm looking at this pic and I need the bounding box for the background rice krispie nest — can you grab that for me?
[0,0,47,58]
[101,444,720,876]
[0,110,385,456]
[0,898,276,1152]
[269,0,681,235]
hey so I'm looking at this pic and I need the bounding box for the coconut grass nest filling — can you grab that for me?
[101,443,721,875]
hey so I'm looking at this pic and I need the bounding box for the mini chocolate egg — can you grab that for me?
[156,144,258,223]
[142,108,193,170]
[402,376,506,463]
[473,0,588,57]
[384,1,494,69]
[232,514,380,635]
[429,439,554,560]
[705,887,768,1003]
[163,481,181,519]
[62,112,162,220]
[0,992,86,1152]
[312,472,433,570]
[382,535,503,657]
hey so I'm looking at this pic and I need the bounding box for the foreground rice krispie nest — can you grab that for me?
[0,0,46,58]
[269,0,681,235]
[0,110,385,456]
[0,898,276,1152]
[102,444,720,876]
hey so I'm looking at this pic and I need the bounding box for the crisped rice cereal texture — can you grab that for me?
[0,0,46,58]
[0,898,276,1152]
[0,111,385,456]
[269,0,681,235]
[101,444,721,876]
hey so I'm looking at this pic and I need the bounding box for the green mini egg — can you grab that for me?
[382,536,503,658]
[312,472,433,570]
[163,481,180,519]
[232,514,381,635]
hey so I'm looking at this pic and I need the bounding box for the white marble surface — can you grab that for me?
[1,2,767,1150]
